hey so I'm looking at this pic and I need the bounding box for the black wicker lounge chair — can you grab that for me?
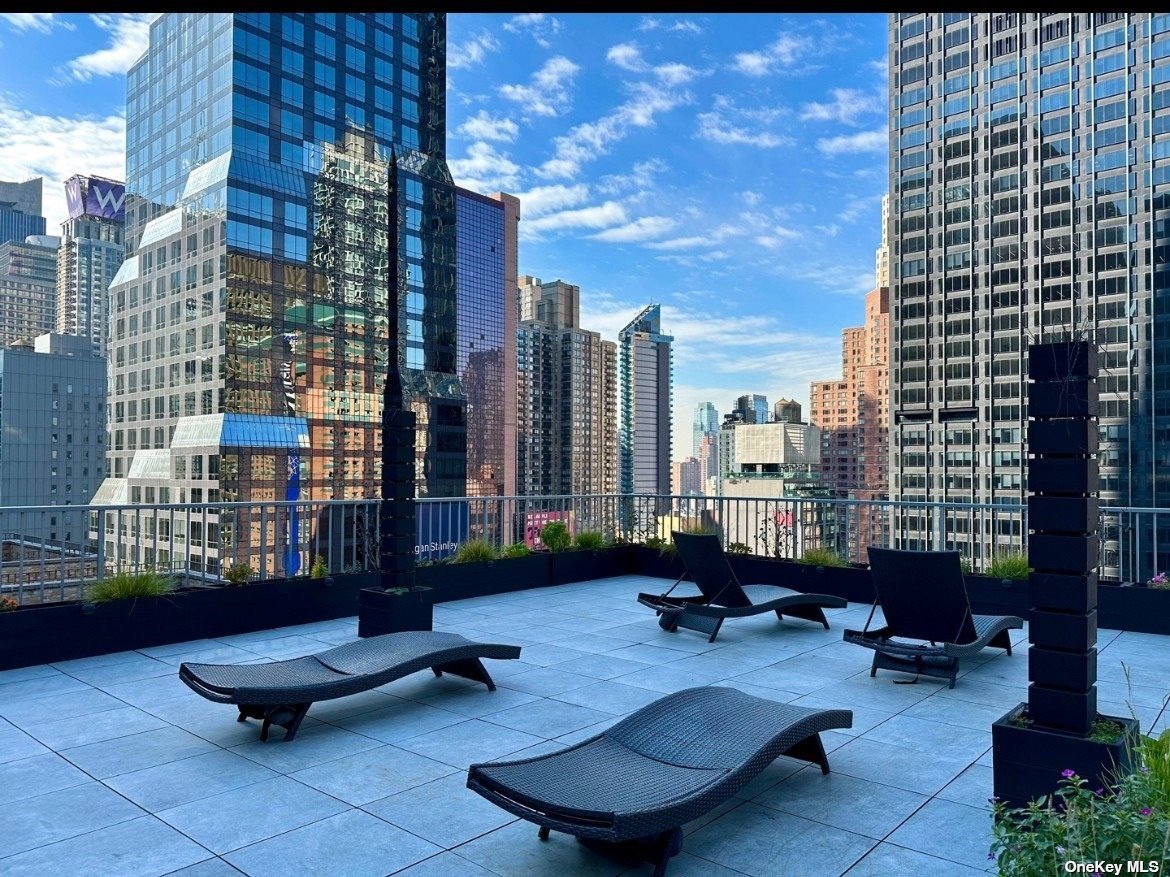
[179,631,521,741]
[467,686,852,877]
[843,547,1023,688]
[636,531,847,642]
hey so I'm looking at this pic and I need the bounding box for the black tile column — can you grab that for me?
[380,150,416,591]
[1025,341,1099,735]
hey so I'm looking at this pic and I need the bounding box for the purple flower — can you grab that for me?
[1056,846,1066,855]
[1141,807,1153,817]
[1061,768,1076,778]
[1095,787,1105,796]
[1141,766,1150,774]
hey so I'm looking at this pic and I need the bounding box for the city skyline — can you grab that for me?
[0,12,890,451]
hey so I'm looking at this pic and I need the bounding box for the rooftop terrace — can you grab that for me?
[1,573,1166,877]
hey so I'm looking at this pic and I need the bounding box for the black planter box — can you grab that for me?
[357,586,433,637]
[1028,419,1099,456]
[1029,534,1098,574]
[1028,646,1097,691]
[1027,341,1100,381]
[415,554,553,602]
[964,575,1030,618]
[1027,379,1099,418]
[1098,583,1170,634]
[993,703,1137,810]
[799,563,877,604]
[1029,608,1097,652]
[1031,572,1097,613]
[1027,496,1098,535]
[1027,685,1099,735]
[1027,458,1099,495]
[624,545,689,582]
[550,548,627,585]
[0,572,374,671]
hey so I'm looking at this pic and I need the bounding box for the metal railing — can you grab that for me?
[0,493,1162,607]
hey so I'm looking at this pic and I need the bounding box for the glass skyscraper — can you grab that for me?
[888,13,1170,576]
[57,175,126,357]
[0,178,46,246]
[98,13,464,576]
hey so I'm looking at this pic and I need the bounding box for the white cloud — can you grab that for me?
[523,201,628,237]
[590,216,676,243]
[538,82,691,180]
[800,88,884,126]
[817,128,888,156]
[732,33,811,76]
[597,158,668,196]
[448,31,500,70]
[0,13,74,32]
[741,190,763,206]
[503,13,562,48]
[646,223,743,252]
[755,226,801,249]
[605,42,699,85]
[498,56,580,118]
[454,110,518,143]
[512,183,590,219]
[696,96,789,148]
[637,17,703,35]
[447,141,521,193]
[63,13,152,81]
[0,97,125,231]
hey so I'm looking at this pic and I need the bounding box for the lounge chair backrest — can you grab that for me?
[671,531,752,608]
[866,547,978,645]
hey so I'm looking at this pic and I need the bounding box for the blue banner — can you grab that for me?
[415,501,470,563]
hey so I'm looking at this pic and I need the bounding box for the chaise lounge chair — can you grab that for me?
[843,547,1024,688]
[637,531,847,642]
[467,686,852,877]
[179,631,521,741]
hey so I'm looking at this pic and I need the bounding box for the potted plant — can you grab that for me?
[413,537,553,600]
[965,551,1031,617]
[223,562,254,586]
[1097,569,1170,635]
[790,547,875,604]
[310,554,334,587]
[550,530,626,585]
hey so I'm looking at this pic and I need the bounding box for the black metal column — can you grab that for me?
[380,149,416,590]
[1025,340,1100,734]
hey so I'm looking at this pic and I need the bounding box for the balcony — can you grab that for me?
[0,494,1166,872]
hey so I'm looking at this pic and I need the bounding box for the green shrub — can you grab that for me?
[798,547,847,567]
[223,563,254,586]
[501,542,533,558]
[573,530,608,551]
[310,555,329,579]
[88,569,175,603]
[986,551,1030,580]
[452,539,499,563]
[0,595,17,612]
[959,556,973,576]
[540,521,572,553]
[645,536,667,550]
[990,735,1170,873]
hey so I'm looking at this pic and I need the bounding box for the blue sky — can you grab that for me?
[0,12,890,458]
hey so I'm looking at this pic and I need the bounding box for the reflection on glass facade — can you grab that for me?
[888,13,1169,575]
[97,13,464,575]
[455,188,507,497]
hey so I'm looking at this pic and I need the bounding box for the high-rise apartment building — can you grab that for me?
[455,187,517,498]
[96,13,462,575]
[889,13,1169,572]
[0,178,46,245]
[773,398,803,423]
[811,287,890,496]
[734,393,769,424]
[875,193,890,288]
[516,276,617,496]
[811,287,890,561]
[619,304,673,498]
[0,334,107,540]
[671,456,702,497]
[57,175,126,356]
[0,236,58,348]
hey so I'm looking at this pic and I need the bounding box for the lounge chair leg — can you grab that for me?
[783,733,831,775]
[869,654,879,678]
[282,703,311,741]
[650,828,682,877]
[237,707,249,723]
[538,826,550,841]
[779,604,830,629]
[707,618,724,643]
[989,629,1013,655]
[433,657,497,691]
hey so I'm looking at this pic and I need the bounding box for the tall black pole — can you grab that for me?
[380,147,416,589]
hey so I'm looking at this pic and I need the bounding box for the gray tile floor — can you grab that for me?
[0,574,1167,877]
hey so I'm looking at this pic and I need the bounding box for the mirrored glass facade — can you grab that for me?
[99,13,464,574]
